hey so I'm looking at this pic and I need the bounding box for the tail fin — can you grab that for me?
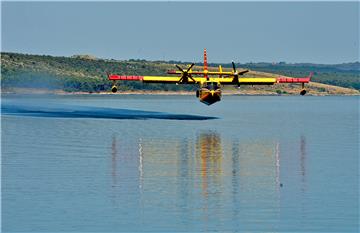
[204,48,208,80]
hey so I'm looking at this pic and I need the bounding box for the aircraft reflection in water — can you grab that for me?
[195,132,223,198]
[109,132,307,227]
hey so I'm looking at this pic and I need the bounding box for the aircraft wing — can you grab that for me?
[218,77,277,85]
[218,72,313,85]
[108,75,200,83]
[276,72,313,84]
[109,72,312,85]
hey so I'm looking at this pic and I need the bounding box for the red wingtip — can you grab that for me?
[277,72,313,83]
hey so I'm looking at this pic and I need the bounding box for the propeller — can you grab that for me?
[231,61,249,87]
[176,63,196,84]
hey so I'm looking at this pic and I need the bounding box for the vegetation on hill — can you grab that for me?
[1,52,187,92]
[1,52,359,94]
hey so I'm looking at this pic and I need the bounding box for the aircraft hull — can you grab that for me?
[198,88,221,105]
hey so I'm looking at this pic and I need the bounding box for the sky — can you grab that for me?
[1,1,359,64]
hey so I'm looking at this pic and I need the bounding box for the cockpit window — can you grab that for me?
[205,82,219,90]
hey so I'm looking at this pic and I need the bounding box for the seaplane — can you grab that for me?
[107,49,312,105]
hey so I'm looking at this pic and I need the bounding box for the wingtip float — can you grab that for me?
[107,49,312,105]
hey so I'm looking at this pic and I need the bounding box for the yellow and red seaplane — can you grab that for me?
[108,49,312,105]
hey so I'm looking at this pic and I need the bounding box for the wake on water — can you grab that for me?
[1,104,217,120]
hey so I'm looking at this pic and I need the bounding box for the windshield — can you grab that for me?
[205,82,219,90]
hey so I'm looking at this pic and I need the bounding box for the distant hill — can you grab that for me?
[1,52,359,94]
[70,54,98,60]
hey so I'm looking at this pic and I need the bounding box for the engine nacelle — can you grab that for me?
[111,85,118,93]
[300,89,307,96]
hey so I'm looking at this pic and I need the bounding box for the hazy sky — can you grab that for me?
[1,1,359,64]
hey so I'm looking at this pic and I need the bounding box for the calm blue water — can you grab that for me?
[1,94,359,232]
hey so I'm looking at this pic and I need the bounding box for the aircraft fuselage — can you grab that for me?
[197,82,222,105]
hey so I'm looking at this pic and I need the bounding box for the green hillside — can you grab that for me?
[1,52,359,93]
[1,52,191,92]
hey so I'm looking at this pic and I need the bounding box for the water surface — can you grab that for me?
[2,94,359,232]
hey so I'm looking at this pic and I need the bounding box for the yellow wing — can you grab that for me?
[108,75,199,84]
[109,74,311,85]
[109,75,276,84]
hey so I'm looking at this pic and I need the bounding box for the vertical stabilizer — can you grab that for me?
[204,48,208,80]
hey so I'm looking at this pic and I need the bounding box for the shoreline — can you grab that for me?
[2,81,360,96]
[1,88,359,96]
